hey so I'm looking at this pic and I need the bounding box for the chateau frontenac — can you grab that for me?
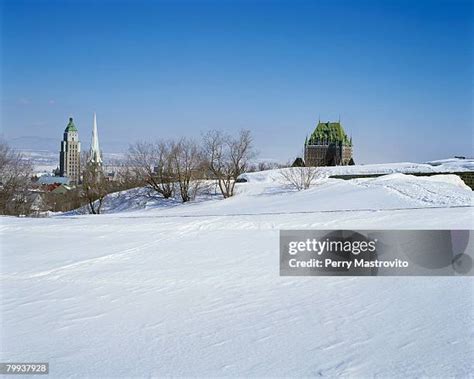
[304,121,354,166]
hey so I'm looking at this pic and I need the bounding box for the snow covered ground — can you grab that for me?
[1,163,473,377]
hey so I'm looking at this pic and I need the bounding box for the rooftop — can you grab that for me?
[307,121,351,146]
[64,117,78,133]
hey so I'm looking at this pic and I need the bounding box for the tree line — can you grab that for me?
[0,129,258,216]
[127,129,255,203]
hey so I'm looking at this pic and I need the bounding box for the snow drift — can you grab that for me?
[1,162,473,377]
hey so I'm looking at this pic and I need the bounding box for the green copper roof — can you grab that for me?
[65,117,78,132]
[308,121,351,146]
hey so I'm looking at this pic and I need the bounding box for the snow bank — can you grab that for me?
[66,167,473,216]
[1,160,473,377]
[352,173,472,207]
[427,158,474,171]
[64,182,222,215]
[243,159,474,183]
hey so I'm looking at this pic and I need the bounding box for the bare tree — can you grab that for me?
[127,141,175,198]
[170,138,204,203]
[279,166,320,191]
[258,161,269,172]
[257,160,281,171]
[43,188,83,213]
[0,140,33,215]
[81,162,112,214]
[202,129,255,198]
[115,164,145,190]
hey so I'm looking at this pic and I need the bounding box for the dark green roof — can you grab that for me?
[65,117,78,132]
[308,121,351,146]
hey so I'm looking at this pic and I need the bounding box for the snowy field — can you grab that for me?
[1,162,473,377]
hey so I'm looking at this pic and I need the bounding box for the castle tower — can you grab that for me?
[59,117,81,183]
[88,113,102,166]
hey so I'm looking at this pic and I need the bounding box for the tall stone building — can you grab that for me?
[304,121,354,166]
[59,117,81,183]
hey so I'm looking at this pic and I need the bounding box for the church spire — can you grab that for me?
[89,112,102,165]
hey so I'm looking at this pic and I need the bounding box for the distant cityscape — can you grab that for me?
[36,116,358,189]
[2,114,470,217]
[36,115,119,186]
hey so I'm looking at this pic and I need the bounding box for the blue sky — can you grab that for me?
[1,0,472,163]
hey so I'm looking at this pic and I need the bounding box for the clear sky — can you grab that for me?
[1,0,472,163]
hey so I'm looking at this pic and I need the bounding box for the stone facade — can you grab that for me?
[59,117,81,183]
[304,121,353,166]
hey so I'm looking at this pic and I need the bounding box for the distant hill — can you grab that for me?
[8,136,59,152]
[8,135,128,154]
[14,145,126,174]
